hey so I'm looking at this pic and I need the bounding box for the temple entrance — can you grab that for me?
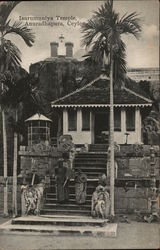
[94,112,109,144]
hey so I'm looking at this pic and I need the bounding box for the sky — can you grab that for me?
[6,0,159,72]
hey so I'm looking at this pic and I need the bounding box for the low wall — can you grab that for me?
[115,187,153,214]
[114,145,160,213]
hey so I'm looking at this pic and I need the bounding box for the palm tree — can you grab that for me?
[81,0,141,216]
[0,1,34,216]
[0,71,44,216]
[0,1,20,217]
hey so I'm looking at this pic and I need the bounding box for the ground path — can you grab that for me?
[0,218,159,249]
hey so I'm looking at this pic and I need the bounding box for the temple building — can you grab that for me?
[51,72,153,145]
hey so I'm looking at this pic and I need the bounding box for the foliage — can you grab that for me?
[81,0,141,86]
[0,1,35,73]
[0,68,46,133]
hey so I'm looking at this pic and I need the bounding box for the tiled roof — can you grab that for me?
[51,74,152,107]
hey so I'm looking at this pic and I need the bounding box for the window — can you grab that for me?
[126,107,135,131]
[82,110,90,131]
[114,108,121,131]
[68,109,77,131]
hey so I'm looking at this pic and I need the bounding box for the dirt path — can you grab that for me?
[0,221,159,250]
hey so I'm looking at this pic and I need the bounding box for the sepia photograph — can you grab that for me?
[0,0,159,249]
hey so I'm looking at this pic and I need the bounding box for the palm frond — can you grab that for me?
[113,40,126,85]
[94,0,113,18]
[0,39,21,71]
[4,21,35,47]
[0,1,21,29]
[118,12,142,39]
[81,0,142,86]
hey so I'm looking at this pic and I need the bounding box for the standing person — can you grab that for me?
[56,159,69,203]
[75,169,87,204]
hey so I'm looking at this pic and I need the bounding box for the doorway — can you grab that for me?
[94,112,109,144]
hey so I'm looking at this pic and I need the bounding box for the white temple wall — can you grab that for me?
[62,107,142,145]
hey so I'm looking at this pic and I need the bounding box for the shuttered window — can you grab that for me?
[68,109,77,131]
[126,107,135,131]
[82,110,90,131]
[114,108,121,131]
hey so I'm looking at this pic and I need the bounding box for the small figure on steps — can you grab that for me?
[56,159,70,203]
[75,169,87,204]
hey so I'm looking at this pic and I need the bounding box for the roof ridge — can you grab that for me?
[123,86,152,103]
[51,76,101,105]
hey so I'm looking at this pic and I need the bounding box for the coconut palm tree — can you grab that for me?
[0,1,34,216]
[81,0,141,216]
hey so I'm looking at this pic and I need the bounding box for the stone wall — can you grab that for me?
[114,144,160,213]
[115,187,153,214]
[19,144,60,179]
[116,156,159,178]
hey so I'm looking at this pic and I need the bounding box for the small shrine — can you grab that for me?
[25,113,52,146]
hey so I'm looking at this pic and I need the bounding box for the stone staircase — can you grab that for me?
[0,146,117,237]
[41,178,92,215]
[41,149,108,216]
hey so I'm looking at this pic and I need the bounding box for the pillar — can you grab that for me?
[135,107,141,143]
[77,108,81,132]
[63,109,68,134]
[121,108,126,144]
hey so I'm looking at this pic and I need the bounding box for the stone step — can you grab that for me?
[11,215,106,227]
[50,179,99,185]
[48,188,96,195]
[43,203,91,210]
[46,189,95,196]
[45,198,91,205]
[90,150,108,152]
[76,153,107,158]
[89,144,108,148]
[74,167,106,172]
[78,172,106,178]
[40,208,90,215]
[74,162,107,166]
[46,193,93,199]
[89,149,108,152]
[48,184,97,190]
[75,159,107,163]
[0,217,117,237]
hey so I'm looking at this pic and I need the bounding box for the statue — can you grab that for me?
[21,179,45,216]
[142,111,160,145]
[91,185,110,219]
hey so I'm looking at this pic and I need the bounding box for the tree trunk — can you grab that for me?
[1,34,8,217]
[109,49,115,216]
[12,109,18,217]
[2,109,8,216]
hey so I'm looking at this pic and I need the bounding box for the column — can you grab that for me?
[63,108,68,134]
[135,107,141,143]
[90,111,95,144]
[121,108,126,144]
[77,108,82,132]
